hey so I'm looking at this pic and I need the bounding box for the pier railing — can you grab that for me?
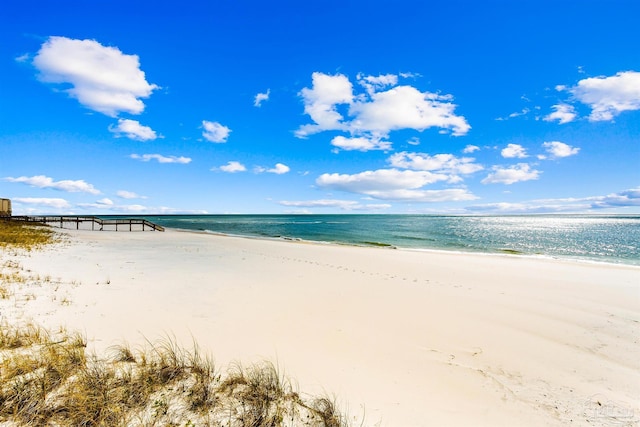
[11,216,164,232]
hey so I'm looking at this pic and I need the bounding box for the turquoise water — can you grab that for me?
[132,214,640,266]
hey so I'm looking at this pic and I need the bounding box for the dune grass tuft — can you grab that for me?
[0,220,58,251]
[220,361,292,425]
[0,323,352,426]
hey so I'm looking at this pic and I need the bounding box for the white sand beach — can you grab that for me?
[2,228,639,426]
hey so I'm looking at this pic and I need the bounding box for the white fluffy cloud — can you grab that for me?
[117,190,145,199]
[481,163,540,185]
[590,187,640,208]
[218,161,247,173]
[255,163,290,174]
[541,141,580,159]
[95,198,114,205]
[501,144,528,158]
[349,85,470,137]
[357,73,398,95]
[296,72,354,137]
[279,199,391,211]
[270,163,290,174]
[13,197,71,209]
[388,152,483,177]
[130,154,191,164]
[109,119,158,141]
[5,175,100,194]
[467,187,640,213]
[296,72,470,147]
[331,136,392,152]
[318,169,448,193]
[215,161,289,174]
[568,71,640,121]
[202,120,231,143]
[315,169,476,202]
[313,144,484,203]
[544,103,576,124]
[254,89,270,107]
[77,201,148,212]
[32,36,158,117]
[361,188,477,202]
[463,145,480,153]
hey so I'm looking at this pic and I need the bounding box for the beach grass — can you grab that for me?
[0,323,348,426]
[0,219,58,251]
[0,222,350,426]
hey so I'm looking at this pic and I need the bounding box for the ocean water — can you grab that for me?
[136,214,640,266]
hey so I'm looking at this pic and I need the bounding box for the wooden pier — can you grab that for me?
[10,216,165,232]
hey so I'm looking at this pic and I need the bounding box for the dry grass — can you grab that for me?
[0,220,60,298]
[0,323,350,426]
[0,220,58,251]
[0,223,352,426]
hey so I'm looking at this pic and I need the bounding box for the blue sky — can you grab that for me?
[1,0,639,215]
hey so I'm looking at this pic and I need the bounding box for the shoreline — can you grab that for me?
[176,225,640,269]
[17,213,640,267]
[2,227,639,426]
